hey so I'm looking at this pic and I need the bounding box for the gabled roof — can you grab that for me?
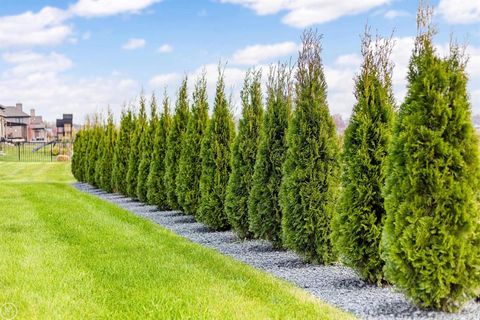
[1,106,29,118]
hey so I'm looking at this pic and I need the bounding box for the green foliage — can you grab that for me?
[176,75,209,215]
[381,11,480,311]
[126,96,147,198]
[137,95,159,202]
[225,71,263,238]
[164,78,190,209]
[85,116,102,186]
[331,31,394,284]
[198,70,235,230]
[72,129,86,181]
[280,30,340,264]
[248,65,292,248]
[97,112,117,192]
[112,108,134,194]
[146,94,173,208]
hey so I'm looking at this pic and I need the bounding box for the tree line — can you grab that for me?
[71,5,480,313]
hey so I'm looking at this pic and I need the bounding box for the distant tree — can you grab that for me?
[332,29,394,284]
[112,108,134,195]
[98,111,117,192]
[198,69,235,230]
[137,95,159,202]
[147,93,173,208]
[280,30,340,264]
[225,70,263,238]
[381,5,480,311]
[176,74,209,215]
[164,78,190,209]
[126,96,147,198]
[248,64,292,248]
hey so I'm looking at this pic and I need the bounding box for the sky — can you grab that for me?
[0,0,479,123]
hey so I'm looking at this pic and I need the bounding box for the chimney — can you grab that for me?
[16,103,22,111]
[30,109,35,118]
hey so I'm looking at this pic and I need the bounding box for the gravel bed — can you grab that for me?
[74,182,480,320]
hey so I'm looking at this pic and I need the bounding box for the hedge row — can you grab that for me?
[71,8,480,312]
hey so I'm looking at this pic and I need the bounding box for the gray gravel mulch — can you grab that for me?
[73,182,480,320]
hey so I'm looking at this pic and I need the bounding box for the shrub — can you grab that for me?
[147,93,173,208]
[381,7,480,311]
[112,108,134,194]
[85,115,102,186]
[331,30,394,284]
[71,130,85,180]
[198,69,235,230]
[280,30,340,264]
[225,71,263,239]
[98,111,117,192]
[164,78,190,209]
[126,96,147,198]
[176,74,209,215]
[248,64,292,248]
[137,95,159,202]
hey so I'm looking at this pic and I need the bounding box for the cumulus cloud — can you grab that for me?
[122,38,146,50]
[232,42,298,65]
[220,0,389,27]
[157,44,173,53]
[0,7,71,48]
[149,73,181,87]
[438,0,480,24]
[69,0,162,17]
[0,51,139,121]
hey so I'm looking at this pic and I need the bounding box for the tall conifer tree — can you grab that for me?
[198,69,235,230]
[126,96,147,198]
[176,74,209,215]
[280,30,340,264]
[248,64,292,248]
[98,111,117,192]
[164,78,190,209]
[225,70,263,238]
[332,30,394,284]
[147,93,173,208]
[112,108,134,194]
[381,5,480,311]
[137,95,159,202]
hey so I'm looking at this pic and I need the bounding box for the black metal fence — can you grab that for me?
[0,141,72,162]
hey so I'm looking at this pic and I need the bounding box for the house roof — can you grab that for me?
[1,106,29,118]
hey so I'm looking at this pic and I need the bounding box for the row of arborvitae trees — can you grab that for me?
[71,6,480,313]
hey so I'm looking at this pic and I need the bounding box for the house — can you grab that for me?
[27,109,47,142]
[1,103,30,142]
[0,106,5,141]
[56,114,73,140]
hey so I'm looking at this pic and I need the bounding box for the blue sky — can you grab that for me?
[0,0,479,122]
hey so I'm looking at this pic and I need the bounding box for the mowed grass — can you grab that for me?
[0,162,354,320]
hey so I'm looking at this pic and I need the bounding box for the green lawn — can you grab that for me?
[0,162,354,320]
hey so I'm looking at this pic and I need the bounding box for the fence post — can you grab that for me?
[17,143,20,161]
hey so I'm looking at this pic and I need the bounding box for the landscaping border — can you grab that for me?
[74,182,480,320]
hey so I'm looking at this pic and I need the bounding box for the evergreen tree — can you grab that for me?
[85,115,102,186]
[248,64,292,248]
[225,71,263,238]
[98,111,117,192]
[176,74,209,215]
[112,108,134,194]
[332,30,394,284]
[280,30,340,264]
[137,95,159,202]
[381,6,480,311]
[126,96,147,198]
[164,78,190,209]
[198,69,235,230]
[94,119,106,188]
[72,128,86,181]
[147,93,172,208]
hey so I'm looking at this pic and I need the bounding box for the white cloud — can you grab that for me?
[0,7,71,48]
[0,51,140,121]
[232,42,298,65]
[335,53,362,67]
[157,44,173,53]
[69,0,162,17]
[149,73,181,87]
[220,0,389,27]
[384,10,410,19]
[122,38,146,50]
[438,0,480,24]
